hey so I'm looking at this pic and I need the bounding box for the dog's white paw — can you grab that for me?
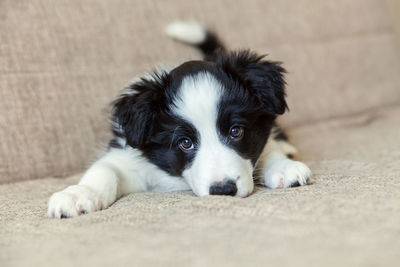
[263,159,311,189]
[47,185,103,219]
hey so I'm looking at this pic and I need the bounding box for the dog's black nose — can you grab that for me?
[209,180,237,196]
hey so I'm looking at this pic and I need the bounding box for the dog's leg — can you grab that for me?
[257,127,311,189]
[47,148,149,218]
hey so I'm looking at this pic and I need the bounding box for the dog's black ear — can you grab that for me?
[215,50,287,115]
[112,73,166,148]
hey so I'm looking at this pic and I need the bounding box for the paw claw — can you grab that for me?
[289,181,300,187]
[60,213,70,219]
[277,177,285,188]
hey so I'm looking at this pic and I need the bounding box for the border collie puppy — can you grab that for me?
[47,21,311,218]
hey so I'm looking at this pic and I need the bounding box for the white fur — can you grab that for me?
[172,73,254,197]
[263,156,311,188]
[165,21,207,45]
[257,138,311,189]
[47,147,189,218]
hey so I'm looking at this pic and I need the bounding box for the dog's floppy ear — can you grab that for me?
[215,50,287,115]
[112,73,166,148]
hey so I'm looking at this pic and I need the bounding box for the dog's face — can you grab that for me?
[113,50,287,197]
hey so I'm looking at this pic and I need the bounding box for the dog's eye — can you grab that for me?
[229,126,244,141]
[178,137,194,152]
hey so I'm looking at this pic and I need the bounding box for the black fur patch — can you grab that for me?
[197,32,225,59]
[212,50,287,115]
[108,138,123,149]
[272,124,289,141]
[141,115,199,177]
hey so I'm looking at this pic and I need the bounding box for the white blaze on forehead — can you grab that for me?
[171,72,254,197]
[172,72,222,132]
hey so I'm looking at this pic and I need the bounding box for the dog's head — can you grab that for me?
[112,50,287,197]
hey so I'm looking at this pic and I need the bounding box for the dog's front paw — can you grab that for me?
[47,185,103,219]
[263,159,311,189]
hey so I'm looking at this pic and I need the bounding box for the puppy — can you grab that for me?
[47,21,311,218]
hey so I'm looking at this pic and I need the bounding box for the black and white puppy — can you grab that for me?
[48,21,311,218]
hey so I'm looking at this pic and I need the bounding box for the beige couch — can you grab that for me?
[1,1,400,266]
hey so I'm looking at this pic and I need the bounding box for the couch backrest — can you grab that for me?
[1,0,400,183]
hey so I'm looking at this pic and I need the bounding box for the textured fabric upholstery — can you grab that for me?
[1,1,400,266]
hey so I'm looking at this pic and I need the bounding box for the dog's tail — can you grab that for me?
[165,21,225,58]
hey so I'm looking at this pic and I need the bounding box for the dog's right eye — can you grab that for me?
[178,138,194,152]
[229,126,244,141]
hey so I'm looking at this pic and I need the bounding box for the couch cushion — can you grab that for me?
[1,0,399,183]
[1,106,399,267]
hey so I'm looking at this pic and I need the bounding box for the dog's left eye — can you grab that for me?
[178,137,195,152]
[229,126,244,141]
